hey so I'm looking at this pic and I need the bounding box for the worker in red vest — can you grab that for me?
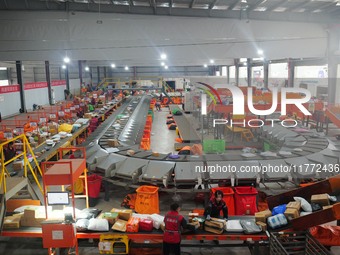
[163,203,197,255]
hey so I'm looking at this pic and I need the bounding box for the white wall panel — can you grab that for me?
[53,85,67,101]
[69,79,81,96]
[0,92,20,117]
[25,87,49,110]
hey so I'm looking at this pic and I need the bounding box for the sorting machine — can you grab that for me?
[85,95,340,193]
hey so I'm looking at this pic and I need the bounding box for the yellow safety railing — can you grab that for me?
[0,134,43,195]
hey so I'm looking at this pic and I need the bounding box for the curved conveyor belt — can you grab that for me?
[85,101,340,190]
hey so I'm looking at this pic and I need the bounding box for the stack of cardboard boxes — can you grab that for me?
[284,201,301,220]
[255,209,271,231]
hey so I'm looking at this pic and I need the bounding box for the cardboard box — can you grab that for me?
[101,212,119,225]
[256,221,267,232]
[284,208,300,221]
[107,139,120,147]
[211,217,227,227]
[110,208,132,221]
[311,194,330,206]
[323,205,333,210]
[287,201,301,211]
[38,136,46,144]
[188,213,199,222]
[160,222,165,232]
[3,214,22,229]
[255,210,272,223]
[12,161,23,171]
[112,219,127,232]
[84,113,93,119]
[20,209,45,227]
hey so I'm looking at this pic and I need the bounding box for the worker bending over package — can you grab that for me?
[204,190,228,220]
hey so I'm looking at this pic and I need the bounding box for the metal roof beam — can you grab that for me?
[266,0,287,12]
[0,1,339,23]
[209,0,219,10]
[247,0,266,11]
[189,0,196,9]
[308,2,337,12]
[285,0,310,12]
[227,0,240,10]
[149,0,156,14]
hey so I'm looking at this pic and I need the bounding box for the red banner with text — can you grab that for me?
[0,80,66,94]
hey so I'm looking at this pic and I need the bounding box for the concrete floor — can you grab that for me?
[150,106,177,154]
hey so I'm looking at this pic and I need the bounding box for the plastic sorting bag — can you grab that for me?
[240,220,262,234]
[310,226,340,246]
[58,123,73,133]
[147,214,164,230]
[87,218,109,231]
[272,204,287,216]
[76,219,90,231]
[226,220,243,233]
[267,214,288,229]
[294,197,312,212]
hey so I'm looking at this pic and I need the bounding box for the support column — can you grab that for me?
[58,67,62,80]
[103,66,107,78]
[45,61,53,105]
[89,67,93,81]
[97,66,100,84]
[78,60,83,86]
[65,65,70,91]
[133,66,137,80]
[227,66,230,84]
[234,59,239,86]
[208,66,214,76]
[288,58,295,88]
[264,60,269,88]
[16,61,26,112]
[108,66,113,78]
[247,58,252,87]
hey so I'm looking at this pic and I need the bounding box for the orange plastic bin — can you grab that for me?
[135,186,159,214]
[211,187,235,216]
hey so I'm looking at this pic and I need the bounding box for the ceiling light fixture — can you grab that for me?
[111,63,116,68]
[62,65,67,69]
[125,66,129,71]
[161,62,165,66]
[257,49,264,55]
[161,53,167,60]
[85,66,89,71]
[210,59,215,64]
[63,57,70,63]
[204,64,208,68]
[164,65,169,70]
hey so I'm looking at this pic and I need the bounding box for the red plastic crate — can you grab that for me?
[234,186,258,215]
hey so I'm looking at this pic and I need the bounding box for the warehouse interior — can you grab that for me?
[1,0,340,254]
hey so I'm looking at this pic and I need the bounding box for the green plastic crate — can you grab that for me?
[203,139,225,154]
[148,110,154,121]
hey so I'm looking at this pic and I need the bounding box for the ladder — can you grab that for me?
[241,129,254,142]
